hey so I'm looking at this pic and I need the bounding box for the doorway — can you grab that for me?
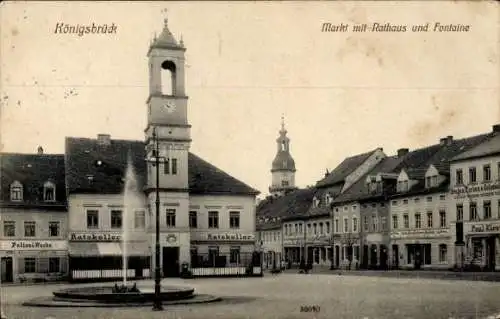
[392,245,399,269]
[1,257,13,283]
[486,236,496,271]
[335,246,340,268]
[162,247,179,277]
[370,245,378,269]
[379,245,388,270]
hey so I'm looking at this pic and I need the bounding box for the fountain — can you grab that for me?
[22,156,221,308]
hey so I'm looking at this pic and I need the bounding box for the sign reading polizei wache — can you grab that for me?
[0,240,67,251]
[390,228,450,239]
[202,233,255,241]
[451,182,500,199]
[69,232,122,242]
[469,223,500,234]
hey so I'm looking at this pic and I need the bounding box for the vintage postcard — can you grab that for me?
[0,1,499,319]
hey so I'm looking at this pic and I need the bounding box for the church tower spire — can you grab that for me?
[269,115,297,197]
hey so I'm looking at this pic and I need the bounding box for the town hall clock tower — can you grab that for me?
[145,17,191,271]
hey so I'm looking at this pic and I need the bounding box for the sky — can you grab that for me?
[1,1,499,198]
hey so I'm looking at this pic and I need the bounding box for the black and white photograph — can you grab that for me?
[0,1,499,318]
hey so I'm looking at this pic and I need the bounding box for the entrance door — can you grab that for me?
[486,236,496,271]
[1,257,13,283]
[380,245,388,270]
[392,245,399,269]
[362,245,368,269]
[335,246,340,268]
[162,247,180,277]
[413,244,422,270]
[370,245,378,269]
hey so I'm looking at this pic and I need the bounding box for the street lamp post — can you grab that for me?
[150,128,166,311]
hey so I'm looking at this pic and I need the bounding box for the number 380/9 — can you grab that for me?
[300,305,320,312]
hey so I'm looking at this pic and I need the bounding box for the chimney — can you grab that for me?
[493,124,500,133]
[397,148,409,158]
[446,135,453,145]
[439,138,447,146]
[325,169,329,178]
[97,134,111,146]
[37,146,44,155]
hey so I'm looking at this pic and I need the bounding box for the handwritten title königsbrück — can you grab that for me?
[54,23,118,36]
[322,22,470,33]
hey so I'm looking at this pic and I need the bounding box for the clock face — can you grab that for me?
[164,101,176,113]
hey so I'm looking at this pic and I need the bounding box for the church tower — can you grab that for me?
[145,16,191,263]
[269,116,297,197]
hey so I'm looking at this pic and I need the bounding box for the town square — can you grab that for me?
[1,1,499,319]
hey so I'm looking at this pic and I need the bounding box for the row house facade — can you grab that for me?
[449,131,500,271]
[0,150,69,283]
[257,124,500,272]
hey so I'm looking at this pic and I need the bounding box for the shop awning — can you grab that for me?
[69,242,149,257]
[69,242,100,257]
[124,241,150,256]
[98,242,122,256]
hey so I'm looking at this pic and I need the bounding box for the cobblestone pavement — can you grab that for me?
[1,274,499,319]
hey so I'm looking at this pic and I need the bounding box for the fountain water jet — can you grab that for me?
[121,155,141,289]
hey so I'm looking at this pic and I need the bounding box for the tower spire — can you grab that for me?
[269,116,296,197]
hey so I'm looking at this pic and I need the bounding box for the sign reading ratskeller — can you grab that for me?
[204,233,255,241]
[69,232,122,242]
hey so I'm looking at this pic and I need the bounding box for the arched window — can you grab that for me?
[281,141,286,151]
[10,181,23,201]
[44,181,56,201]
[161,60,176,96]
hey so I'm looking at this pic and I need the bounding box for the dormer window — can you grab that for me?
[43,181,56,202]
[397,180,409,193]
[325,194,331,205]
[313,197,320,207]
[10,181,23,201]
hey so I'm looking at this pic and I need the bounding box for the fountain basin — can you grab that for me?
[23,284,222,308]
[52,285,195,303]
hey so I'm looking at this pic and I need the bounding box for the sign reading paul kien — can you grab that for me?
[470,223,500,234]
[204,233,255,241]
[69,232,122,242]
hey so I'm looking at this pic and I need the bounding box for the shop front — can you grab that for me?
[190,232,261,276]
[307,235,333,267]
[283,238,303,266]
[68,231,150,281]
[465,222,500,271]
[0,239,67,283]
[361,233,389,269]
[390,228,451,270]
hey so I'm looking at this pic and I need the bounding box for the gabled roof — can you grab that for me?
[427,133,493,165]
[451,133,500,162]
[332,156,404,204]
[256,187,316,219]
[316,149,377,188]
[405,168,428,180]
[65,137,259,196]
[391,132,494,197]
[0,153,67,209]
